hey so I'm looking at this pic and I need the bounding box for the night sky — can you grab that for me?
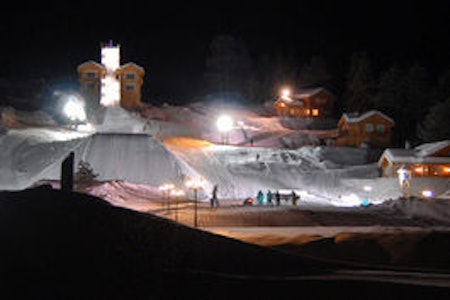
[1,2,449,102]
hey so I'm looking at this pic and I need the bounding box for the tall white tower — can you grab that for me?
[100,41,121,106]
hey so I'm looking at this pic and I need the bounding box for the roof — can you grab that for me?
[77,60,105,71]
[415,140,450,157]
[292,87,329,99]
[119,62,145,74]
[378,140,450,166]
[340,110,395,125]
[274,87,332,106]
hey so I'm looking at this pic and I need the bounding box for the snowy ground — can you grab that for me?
[1,102,450,279]
[1,103,448,206]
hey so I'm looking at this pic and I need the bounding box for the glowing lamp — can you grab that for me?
[63,96,86,122]
[216,115,233,132]
[281,88,291,98]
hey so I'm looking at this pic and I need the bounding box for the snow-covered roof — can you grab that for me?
[379,140,450,165]
[341,110,394,125]
[415,140,450,157]
[292,87,329,99]
[77,60,105,71]
[119,62,145,74]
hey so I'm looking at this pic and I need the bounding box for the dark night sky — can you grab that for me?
[1,1,449,102]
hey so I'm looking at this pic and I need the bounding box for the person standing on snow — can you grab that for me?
[292,190,299,206]
[210,184,219,208]
[275,190,281,206]
[257,190,264,205]
[266,190,272,206]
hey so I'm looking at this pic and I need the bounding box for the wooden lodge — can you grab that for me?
[273,87,334,118]
[378,140,450,178]
[336,110,394,148]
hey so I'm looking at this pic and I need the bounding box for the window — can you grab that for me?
[86,71,97,79]
[125,84,135,91]
[376,124,385,133]
[365,123,374,132]
[125,73,136,80]
[312,109,319,116]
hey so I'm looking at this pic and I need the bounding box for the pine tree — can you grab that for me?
[74,160,98,184]
[417,98,450,142]
[344,51,376,113]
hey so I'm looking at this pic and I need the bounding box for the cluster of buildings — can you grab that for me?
[75,42,449,180]
[273,87,450,179]
[77,41,144,111]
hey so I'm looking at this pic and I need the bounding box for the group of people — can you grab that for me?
[211,184,301,208]
[256,189,300,206]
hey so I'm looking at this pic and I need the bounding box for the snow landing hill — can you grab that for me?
[0,102,449,211]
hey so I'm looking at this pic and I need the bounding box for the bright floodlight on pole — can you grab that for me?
[216,114,233,145]
[63,95,87,124]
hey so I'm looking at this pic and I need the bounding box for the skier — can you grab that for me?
[257,190,264,205]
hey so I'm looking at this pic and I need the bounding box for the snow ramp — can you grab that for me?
[39,132,194,188]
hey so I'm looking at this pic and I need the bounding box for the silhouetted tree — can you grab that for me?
[417,97,450,142]
[204,35,256,103]
[297,55,332,88]
[401,64,436,145]
[255,48,299,102]
[344,51,376,113]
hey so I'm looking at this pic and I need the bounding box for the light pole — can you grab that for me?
[159,182,175,214]
[216,114,233,145]
[172,188,185,222]
[185,177,204,228]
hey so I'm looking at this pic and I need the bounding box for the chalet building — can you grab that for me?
[115,62,145,109]
[336,110,394,148]
[378,140,450,178]
[77,45,145,110]
[273,87,334,118]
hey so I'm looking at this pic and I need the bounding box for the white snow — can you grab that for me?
[0,102,449,225]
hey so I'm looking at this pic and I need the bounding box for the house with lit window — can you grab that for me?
[336,110,394,148]
[377,140,450,178]
[273,87,334,118]
[77,42,145,110]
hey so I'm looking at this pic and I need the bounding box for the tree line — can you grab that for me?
[203,35,450,147]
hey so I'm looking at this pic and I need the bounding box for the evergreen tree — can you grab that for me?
[204,35,256,103]
[297,55,332,88]
[401,64,436,144]
[417,97,450,142]
[344,51,376,113]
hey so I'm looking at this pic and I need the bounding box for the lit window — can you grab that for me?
[312,109,319,116]
[365,123,374,132]
[414,166,423,174]
[305,109,311,115]
[376,124,385,133]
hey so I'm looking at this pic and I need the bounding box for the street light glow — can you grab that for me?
[63,96,86,122]
[281,88,291,98]
[216,115,233,132]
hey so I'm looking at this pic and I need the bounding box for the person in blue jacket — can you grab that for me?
[257,190,264,205]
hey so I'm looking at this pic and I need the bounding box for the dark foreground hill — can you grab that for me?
[0,185,448,299]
